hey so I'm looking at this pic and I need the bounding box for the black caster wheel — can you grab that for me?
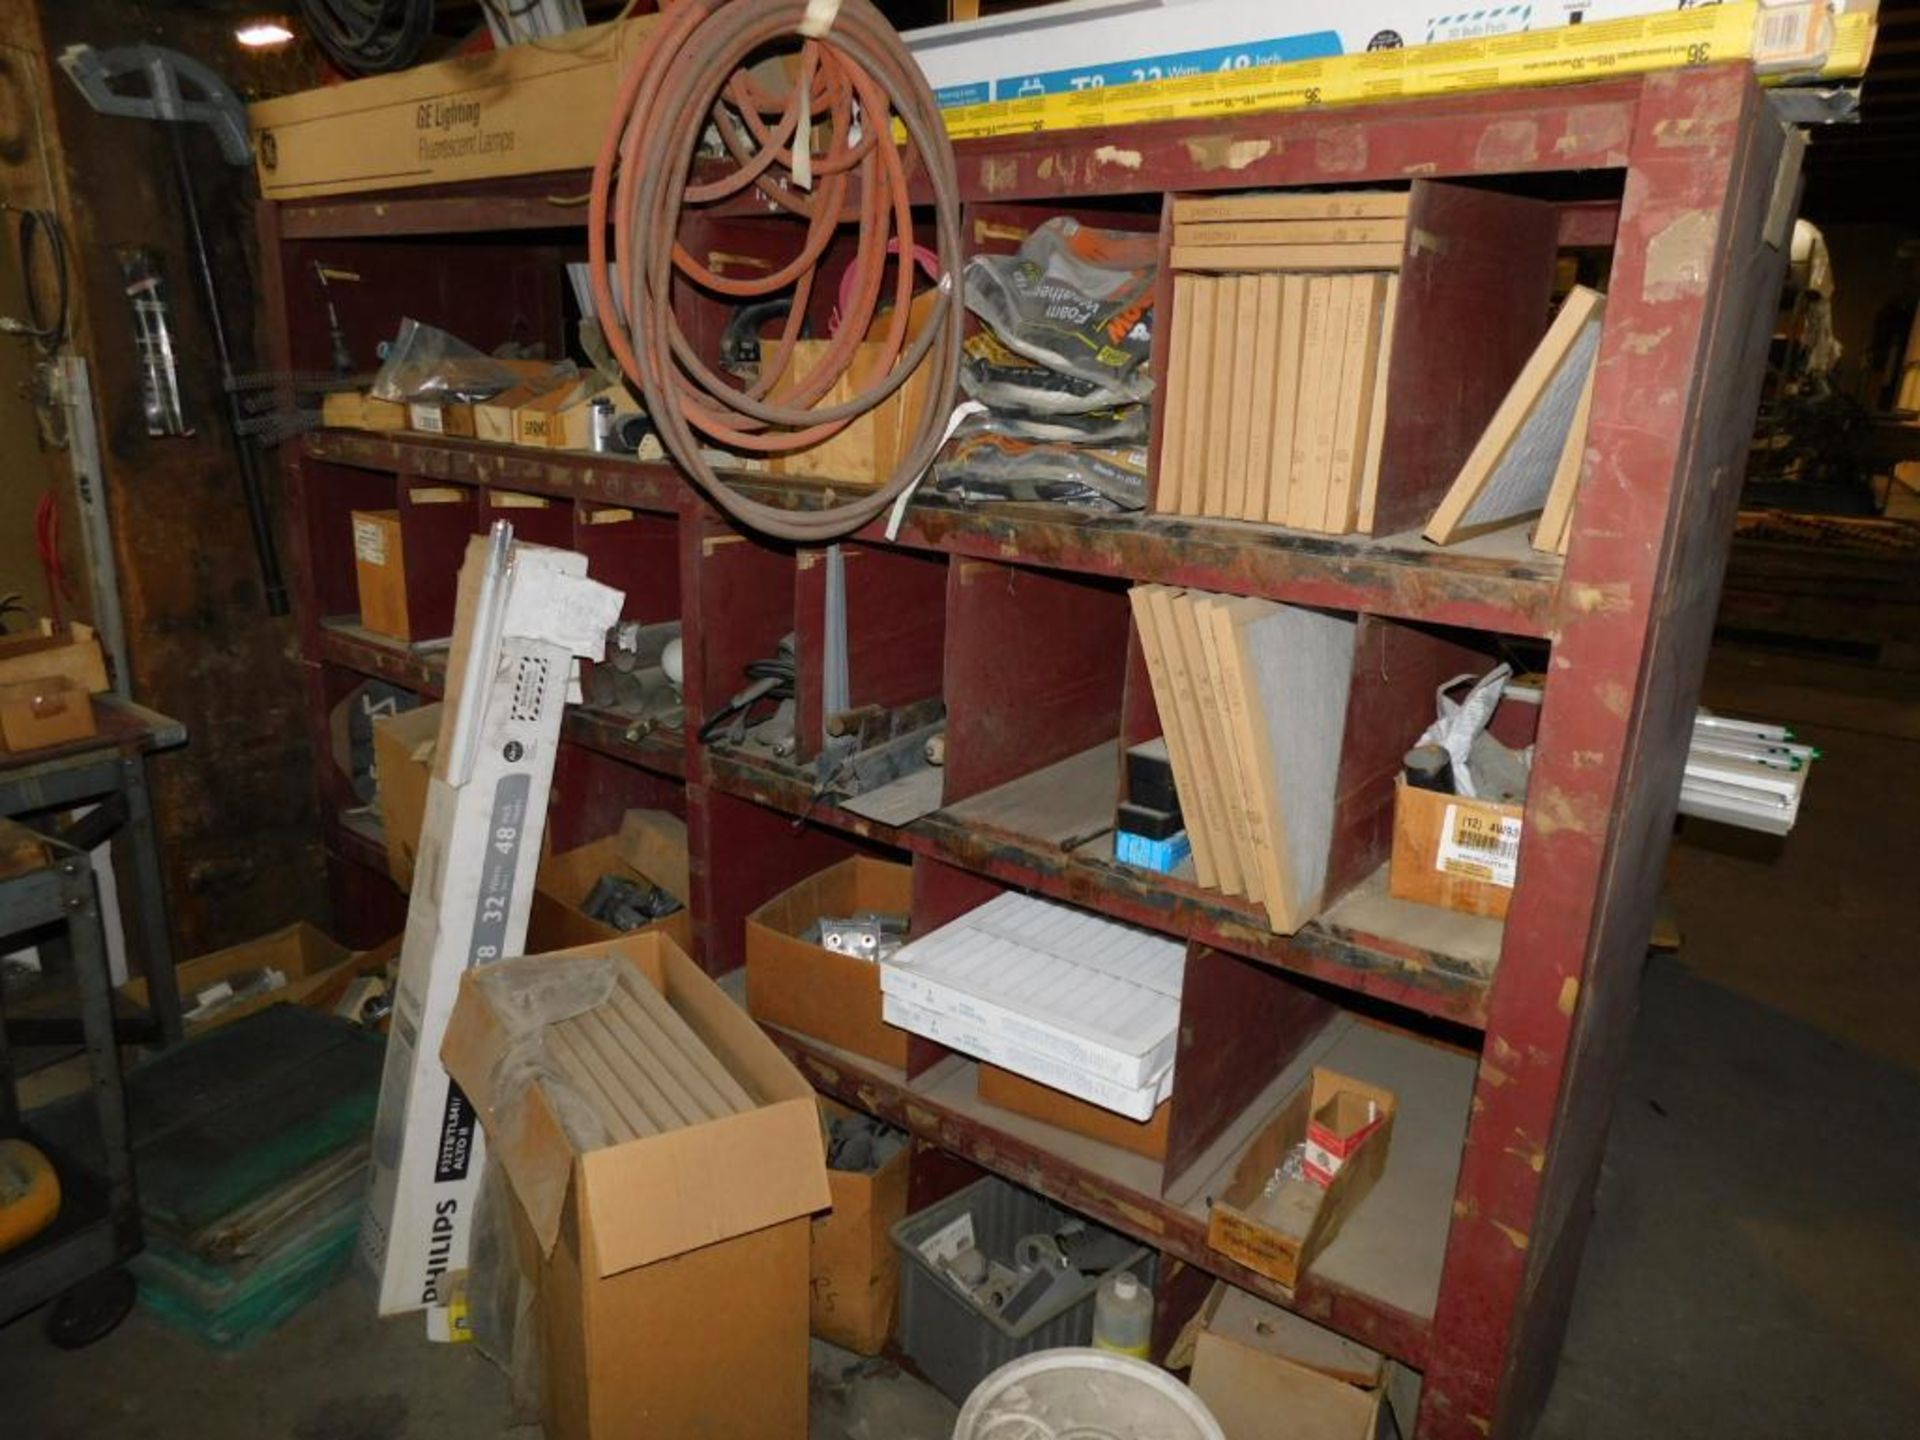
[46,1267,136,1349]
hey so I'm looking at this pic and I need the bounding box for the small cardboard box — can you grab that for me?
[528,832,693,957]
[374,703,442,891]
[746,856,915,1068]
[765,341,932,487]
[549,381,643,452]
[440,932,831,1440]
[1207,1069,1395,1289]
[0,676,95,753]
[1388,776,1524,920]
[0,621,109,695]
[474,370,576,444]
[120,922,355,1038]
[1189,1283,1392,1440]
[1304,1089,1389,1189]
[811,1098,910,1355]
[408,400,477,439]
[515,377,604,448]
[351,510,414,641]
[322,391,408,431]
[977,1064,1171,1162]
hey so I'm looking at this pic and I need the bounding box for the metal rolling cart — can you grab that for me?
[0,697,184,1343]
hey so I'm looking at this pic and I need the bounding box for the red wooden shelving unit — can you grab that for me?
[260,66,1795,1439]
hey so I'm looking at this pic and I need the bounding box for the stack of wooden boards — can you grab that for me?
[1157,192,1405,534]
[544,963,757,1142]
[1424,285,1606,553]
[1128,585,1358,934]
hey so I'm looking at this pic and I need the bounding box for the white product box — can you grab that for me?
[878,893,1184,1088]
[359,527,623,1318]
[904,0,1852,106]
[882,994,1174,1121]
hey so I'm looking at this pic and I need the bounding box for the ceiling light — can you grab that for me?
[236,21,296,48]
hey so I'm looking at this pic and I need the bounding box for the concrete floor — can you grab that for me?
[2,646,1915,1438]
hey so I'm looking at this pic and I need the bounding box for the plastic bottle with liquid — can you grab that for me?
[1091,1270,1154,1358]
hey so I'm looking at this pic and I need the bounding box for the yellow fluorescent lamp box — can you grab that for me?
[248,16,656,200]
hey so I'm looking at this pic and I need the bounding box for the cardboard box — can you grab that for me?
[1189,1282,1390,1440]
[408,400,477,439]
[528,832,693,957]
[1387,776,1524,920]
[615,809,690,908]
[1304,1088,1389,1188]
[746,856,915,1069]
[0,621,109,695]
[977,1063,1171,1162]
[474,370,577,444]
[439,932,831,1440]
[374,703,442,891]
[351,511,411,641]
[0,676,95,753]
[515,377,604,448]
[1207,1068,1395,1289]
[765,341,932,487]
[117,922,380,1039]
[549,381,642,452]
[811,1098,910,1355]
[248,18,658,200]
[322,391,408,431]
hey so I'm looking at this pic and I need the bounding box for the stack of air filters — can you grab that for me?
[543,965,756,1141]
[879,893,1184,1121]
[1157,192,1406,533]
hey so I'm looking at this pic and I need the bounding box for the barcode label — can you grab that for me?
[1754,2,1820,66]
[409,403,445,433]
[1435,804,1522,888]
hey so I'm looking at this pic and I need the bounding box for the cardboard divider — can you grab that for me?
[481,488,574,549]
[681,507,797,744]
[309,462,402,619]
[940,558,1131,805]
[793,544,948,762]
[689,787,880,979]
[1366,179,1561,536]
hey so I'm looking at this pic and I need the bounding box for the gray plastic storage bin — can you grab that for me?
[889,1175,1155,1402]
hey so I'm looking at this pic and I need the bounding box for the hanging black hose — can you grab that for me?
[7,207,69,352]
[296,0,437,76]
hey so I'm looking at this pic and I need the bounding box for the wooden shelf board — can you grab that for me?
[766,1009,1468,1367]
[315,619,687,780]
[707,747,1494,1027]
[303,430,1559,637]
[942,741,1120,851]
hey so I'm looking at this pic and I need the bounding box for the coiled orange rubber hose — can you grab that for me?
[589,0,963,542]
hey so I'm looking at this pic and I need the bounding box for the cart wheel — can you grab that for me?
[46,1267,135,1349]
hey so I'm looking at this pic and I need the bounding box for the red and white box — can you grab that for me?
[1303,1088,1389,1189]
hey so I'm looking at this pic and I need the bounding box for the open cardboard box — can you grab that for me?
[1389,775,1524,920]
[440,932,831,1440]
[0,676,95,753]
[811,1096,910,1355]
[0,620,109,695]
[374,703,442,891]
[119,922,396,1039]
[527,829,692,956]
[1206,1068,1396,1289]
[1189,1282,1392,1440]
[746,855,914,1068]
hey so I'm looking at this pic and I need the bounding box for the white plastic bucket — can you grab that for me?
[954,1348,1228,1440]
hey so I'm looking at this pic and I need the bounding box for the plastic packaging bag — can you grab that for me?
[952,403,1148,447]
[959,328,1135,414]
[369,318,531,403]
[932,432,1148,512]
[964,218,1157,402]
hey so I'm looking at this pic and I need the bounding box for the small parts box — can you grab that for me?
[0,676,94,753]
[1206,1068,1395,1289]
[1388,776,1524,920]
